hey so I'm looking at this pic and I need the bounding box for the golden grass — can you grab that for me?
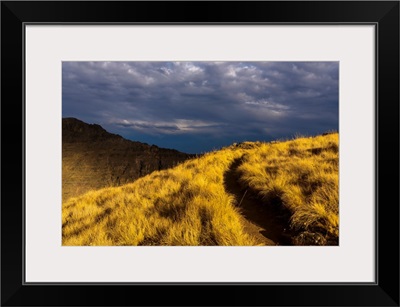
[237,133,339,244]
[63,148,259,246]
[62,133,338,246]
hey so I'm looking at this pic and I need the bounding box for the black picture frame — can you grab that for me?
[1,1,399,306]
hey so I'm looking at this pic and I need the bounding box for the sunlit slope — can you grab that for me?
[238,133,339,245]
[62,133,338,246]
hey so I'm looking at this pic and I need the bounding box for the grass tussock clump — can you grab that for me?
[62,148,258,246]
[237,133,339,245]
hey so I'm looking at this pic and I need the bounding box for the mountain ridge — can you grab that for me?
[62,117,194,202]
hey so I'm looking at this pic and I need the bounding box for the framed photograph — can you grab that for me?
[1,1,399,306]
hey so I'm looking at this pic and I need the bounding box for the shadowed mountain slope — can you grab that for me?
[62,118,194,202]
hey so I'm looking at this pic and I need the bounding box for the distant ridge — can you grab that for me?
[62,118,193,202]
[63,117,122,142]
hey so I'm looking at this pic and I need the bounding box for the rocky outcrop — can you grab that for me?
[62,118,194,202]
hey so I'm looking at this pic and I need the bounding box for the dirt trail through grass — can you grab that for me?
[224,158,293,246]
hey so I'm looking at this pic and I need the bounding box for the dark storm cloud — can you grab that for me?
[63,61,338,153]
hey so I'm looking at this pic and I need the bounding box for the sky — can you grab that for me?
[62,61,338,154]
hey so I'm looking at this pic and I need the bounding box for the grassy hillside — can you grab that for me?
[62,133,338,246]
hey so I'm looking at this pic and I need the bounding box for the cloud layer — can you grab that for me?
[63,61,338,153]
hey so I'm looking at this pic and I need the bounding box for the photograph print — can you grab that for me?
[62,61,339,246]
